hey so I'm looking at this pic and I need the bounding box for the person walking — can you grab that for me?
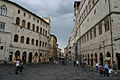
[112,61,118,76]
[73,61,76,67]
[76,60,79,67]
[96,63,99,71]
[15,59,20,75]
[108,66,113,77]
[19,60,24,74]
[99,65,105,76]
[104,63,109,77]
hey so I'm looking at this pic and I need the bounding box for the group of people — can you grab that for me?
[96,61,118,77]
[15,59,25,75]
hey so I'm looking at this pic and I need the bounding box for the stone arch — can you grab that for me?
[14,34,19,42]
[34,52,38,63]
[38,53,42,63]
[16,17,20,25]
[28,52,32,63]
[106,52,111,57]
[22,20,26,28]
[20,36,24,43]
[22,51,27,63]
[27,22,31,29]
[0,5,7,15]
[14,50,20,61]
[99,53,103,65]
[91,54,93,66]
[95,53,98,63]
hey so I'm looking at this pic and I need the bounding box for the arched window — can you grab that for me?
[22,20,26,28]
[104,18,109,32]
[36,26,39,32]
[40,28,42,34]
[0,5,7,15]
[14,34,19,42]
[39,41,42,47]
[106,52,111,57]
[27,22,31,29]
[16,17,20,25]
[26,37,30,44]
[45,31,47,36]
[20,36,24,43]
[45,42,47,47]
[32,24,35,31]
[42,42,44,47]
[36,40,38,46]
[31,39,34,45]
[43,29,45,35]
[99,22,102,35]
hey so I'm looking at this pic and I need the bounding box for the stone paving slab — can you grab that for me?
[0,64,120,80]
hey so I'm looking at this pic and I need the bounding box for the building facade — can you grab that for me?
[57,48,62,58]
[72,0,120,70]
[49,35,58,60]
[0,0,51,63]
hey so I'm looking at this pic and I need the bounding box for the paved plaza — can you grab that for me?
[0,64,120,80]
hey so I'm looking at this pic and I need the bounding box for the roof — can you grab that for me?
[3,0,49,25]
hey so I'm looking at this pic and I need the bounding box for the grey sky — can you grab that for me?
[11,0,78,50]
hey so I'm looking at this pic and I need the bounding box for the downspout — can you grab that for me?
[108,0,114,62]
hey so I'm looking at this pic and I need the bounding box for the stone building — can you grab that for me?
[49,34,58,60]
[0,0,51,63]
[72,0,120,70]
[57,48,62,58]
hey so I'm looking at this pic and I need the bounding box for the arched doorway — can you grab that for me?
[14,50,20,61]
[116,53,120,70]
[34,52,38,63]
[28,52,32,63]
[39,53,42,63]
[91,54,93,66]
[9,52,13,61]
[106,52,111,66]
[22,51,27,63]
[88,54,90,65]
[99,53,103,65]
[95,53,98,63]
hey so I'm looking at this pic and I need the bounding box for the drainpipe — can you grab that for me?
[108,0,114,63]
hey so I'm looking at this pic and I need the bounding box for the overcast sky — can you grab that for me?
[11,0,80,51]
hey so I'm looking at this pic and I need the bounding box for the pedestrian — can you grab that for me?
[99,65,103,76]
[108,66,113,77]
[76,60,79,67]
[104,63,109,77]
[112,61,118,76]
[73,61,76,67]
[15,59,20,75]
[19,60,24,74]
[95,63,99,71]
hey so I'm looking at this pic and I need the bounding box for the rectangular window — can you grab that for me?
[99,22,102,35]
[93,27,96,37]
[90,29,92,39]
[87,32,89,41]
[0,46,4,50]
[104,17,109,32]
[0,22,5,31]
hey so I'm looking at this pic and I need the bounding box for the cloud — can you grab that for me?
[11,0,75,50]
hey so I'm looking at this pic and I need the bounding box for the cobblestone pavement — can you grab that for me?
[0,64,120,80]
